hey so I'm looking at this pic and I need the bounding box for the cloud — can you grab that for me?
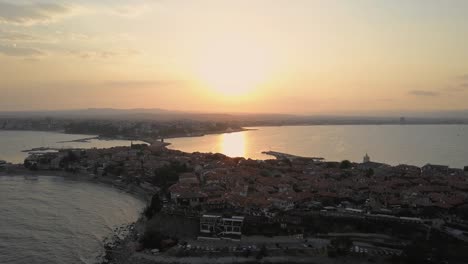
[0,2,75,25]
[67,48,140,59]
[102,80,183,89]
[0,44,43,57]
[67,50,117,59]
[442,75,468,93]
[447,83,468,92]
[445,76,468,92]
[109,4,151,17]
[458,74,468,81]
[0,30,37,42]
[444,86,464,92]
[408,90,439,97]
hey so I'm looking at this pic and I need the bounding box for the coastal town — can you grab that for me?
[3,1,468,263]
[1,139,467,263]
[0,117,246,141]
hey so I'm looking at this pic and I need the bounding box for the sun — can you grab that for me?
[195,38,271,96]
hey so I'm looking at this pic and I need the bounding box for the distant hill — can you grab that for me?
[1,108,468,125]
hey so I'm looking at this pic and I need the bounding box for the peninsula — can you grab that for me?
[1,142,467,264]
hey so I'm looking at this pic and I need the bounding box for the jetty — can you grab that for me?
[56,136,98,143]
[21,147,61,153]
[262,151,324,162]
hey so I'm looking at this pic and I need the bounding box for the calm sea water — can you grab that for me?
[0,130,145,164]
[0,176,144,264]
[167,125,468,168]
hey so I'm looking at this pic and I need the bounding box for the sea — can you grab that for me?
[0,176,144,264]
[167,125,468,168]
[0,130,146,264]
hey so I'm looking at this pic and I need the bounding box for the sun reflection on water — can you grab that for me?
[219,132,246,157]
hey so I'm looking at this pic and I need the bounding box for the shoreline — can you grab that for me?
[245,123,468,127]
[0,166,151,202]
[160,127,255,140]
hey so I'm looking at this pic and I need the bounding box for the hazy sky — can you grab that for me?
[1,0,468,114]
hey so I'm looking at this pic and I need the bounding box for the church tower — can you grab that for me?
[363,153,370,163]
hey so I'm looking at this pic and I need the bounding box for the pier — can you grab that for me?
[262,151,324,162]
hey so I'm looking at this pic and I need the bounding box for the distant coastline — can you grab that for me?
[0,127,253,145]
[1,122,467,150]
[3,124,468,168]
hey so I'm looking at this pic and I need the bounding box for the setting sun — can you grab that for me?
[195,38,271,96]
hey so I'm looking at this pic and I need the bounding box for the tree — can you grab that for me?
[456,204,468,220]
[140,228,164,249]
[365,168,374,177]
[153,161,191,191]
[292,183,301,192]
[144,194,162,219]
[329,237,352,256]
[30,163,38,171]
[256,245,268,260]
[402,241,431,264]
[340,160,352,169]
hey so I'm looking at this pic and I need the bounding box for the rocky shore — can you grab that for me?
[101,220,147,264]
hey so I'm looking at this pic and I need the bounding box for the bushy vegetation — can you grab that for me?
[140,228,165,249]
[143,194,162,219]
[339,160,352,169]
[151,161,191,190]
[140,214,194,249]
[302,215,427,240]
[256,245,268,260]
[103,162,124,176]
[328,237,353,257]
[402,234,468,264]
[145,213,199,239]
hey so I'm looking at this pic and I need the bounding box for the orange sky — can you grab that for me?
[1,0,468,114]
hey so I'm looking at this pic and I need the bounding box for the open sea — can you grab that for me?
[0,176,144,264]
[167,125,468,168]
[0,130,146,264]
